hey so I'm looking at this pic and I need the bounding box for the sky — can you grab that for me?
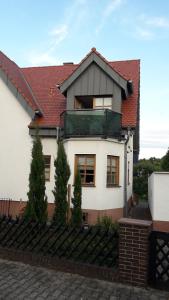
[1,0,169,159]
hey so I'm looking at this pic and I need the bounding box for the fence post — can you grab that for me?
[118,218,152,287]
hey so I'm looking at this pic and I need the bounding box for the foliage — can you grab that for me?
[71,168,82,226]
[24,132,48,223]
[133,157,161,201]
[96,215,119,231]
[161,149,169,171]
[53,141,70,224]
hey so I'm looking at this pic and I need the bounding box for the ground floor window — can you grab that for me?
[75,154,95,186]
[107,155,119,186]
[44,155,51,181]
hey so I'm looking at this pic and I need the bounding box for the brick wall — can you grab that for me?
[118,218,152,287]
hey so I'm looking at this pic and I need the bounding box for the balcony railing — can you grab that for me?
[60,109,122,138]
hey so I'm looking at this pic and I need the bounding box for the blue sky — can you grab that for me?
[1,0,169,159]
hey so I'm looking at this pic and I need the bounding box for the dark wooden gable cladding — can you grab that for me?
[60,51,128,98]
[66,62,122,114]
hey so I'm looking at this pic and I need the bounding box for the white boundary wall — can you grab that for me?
[148,172,169,222]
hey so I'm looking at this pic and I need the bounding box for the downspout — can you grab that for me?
[123,129,130,217]
[56,126,60,143]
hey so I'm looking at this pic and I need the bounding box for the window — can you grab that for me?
[44,155,51,181]
[107,156,119,186]
[93,97,112,110]
[75,154,95,186]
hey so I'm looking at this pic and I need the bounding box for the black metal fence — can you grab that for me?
[149,230,169,291]
[0,216,119,269]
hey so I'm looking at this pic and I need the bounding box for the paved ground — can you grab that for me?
[0,259,169,300]
[130,202,152,220]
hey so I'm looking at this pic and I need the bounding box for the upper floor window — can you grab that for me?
[74,96,112,110]
[107,155,119,187]
[93,97,112,110]
[44,155,51,181]
[75,154,96,186]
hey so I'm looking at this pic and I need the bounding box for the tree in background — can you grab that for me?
[161,149,169,171]
[53,141,70,224]
[71,168,82,226]
[133,157,161,201]
[24,132,48,222]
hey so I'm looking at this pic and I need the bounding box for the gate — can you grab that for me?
[149,230,169,290]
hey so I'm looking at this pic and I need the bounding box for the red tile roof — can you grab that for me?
[0,51,39,112]
[0,49,140,128]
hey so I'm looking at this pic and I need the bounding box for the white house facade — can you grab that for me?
[0,48,140,223]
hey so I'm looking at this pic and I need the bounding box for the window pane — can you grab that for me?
[107,157,111,166]
[111,158,116,167]
[95,98,103,107]
[86,174,94,183]
[86,157,94,166]
[104,97,112,106]
[44,155,51,181]
[78,156,85,165]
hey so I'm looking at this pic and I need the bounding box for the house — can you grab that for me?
[148,172,169,231]
[0,48,140,223]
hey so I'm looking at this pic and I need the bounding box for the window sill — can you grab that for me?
[73,184,96,188]
[106,185,121,188]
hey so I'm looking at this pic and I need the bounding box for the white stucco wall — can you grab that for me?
[0,77,32,201]
[41,138,57,202]
[64,137,133,210]
[148,172,169,221]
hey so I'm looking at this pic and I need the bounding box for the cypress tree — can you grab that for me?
[53,141,70,224]
[24,132,48,223]
[71,168,82,226]
[161,149,169,171]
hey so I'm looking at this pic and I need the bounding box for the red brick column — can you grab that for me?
[118,218,152,287]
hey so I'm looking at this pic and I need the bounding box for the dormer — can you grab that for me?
[60,48,133,114]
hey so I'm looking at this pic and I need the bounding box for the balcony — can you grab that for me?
[60,109,122,138]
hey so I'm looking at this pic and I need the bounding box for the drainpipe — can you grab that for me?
[124,128,131,217]
[56,126,60,143]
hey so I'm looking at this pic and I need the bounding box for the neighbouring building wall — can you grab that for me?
[0,77,32,201]
[148,172,169,231]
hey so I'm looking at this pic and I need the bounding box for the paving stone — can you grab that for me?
[0,258,169,300]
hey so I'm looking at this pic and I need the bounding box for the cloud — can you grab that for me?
[27,24,68,66]
[28,52,61,66]
[50,25,68,44]
[103,0,123,17]
[96,0,124,33]
[27,0,89,66]
[140,121,169,158]
[140,15,169,28]
[135,28,154,40]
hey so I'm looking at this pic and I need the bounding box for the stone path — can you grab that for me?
[0,259,169,300]
[130,202,152,220]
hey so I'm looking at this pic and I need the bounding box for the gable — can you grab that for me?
[60,49,128,98]
[0,51,41,117]
[66,62,122,113]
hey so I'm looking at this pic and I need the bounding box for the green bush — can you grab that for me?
[96,215,119,231]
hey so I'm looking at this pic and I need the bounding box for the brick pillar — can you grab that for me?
[118,218,152,287]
